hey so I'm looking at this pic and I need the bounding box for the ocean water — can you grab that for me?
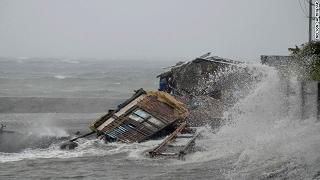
[0,58,320,180]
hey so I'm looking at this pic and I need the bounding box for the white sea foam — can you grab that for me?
[182,64,320,178]
[0,139,105,163]
[53,75,67,79]
[0,138,162,163]
[17,57,30,60]
[27,127,69,138]
[2,62,320,179]
[61,59,79,64]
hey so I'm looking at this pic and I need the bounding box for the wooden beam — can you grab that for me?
[149,122,187,157]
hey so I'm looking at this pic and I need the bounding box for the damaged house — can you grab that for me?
[157,53,263,127]
[89,88,189,143]
[62,53,263,158]
[88,88,198,158]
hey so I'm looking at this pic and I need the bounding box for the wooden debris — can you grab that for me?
[149,122,201,159]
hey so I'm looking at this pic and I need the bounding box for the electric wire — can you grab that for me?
[305,0,315,6]
[299,0,309,17]
[304,0,309,14]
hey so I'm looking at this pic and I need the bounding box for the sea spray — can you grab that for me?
[185,64,320,179]
[0,113,70,153]
[0,138,165,163]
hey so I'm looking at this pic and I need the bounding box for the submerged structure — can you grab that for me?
[87,88,198,158]
[0,124,14,134]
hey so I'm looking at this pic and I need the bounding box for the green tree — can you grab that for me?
[290,41,320,80]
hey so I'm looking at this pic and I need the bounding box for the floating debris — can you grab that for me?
[0,123,14,134]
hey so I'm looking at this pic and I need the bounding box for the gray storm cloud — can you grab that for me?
[0,0,308,61]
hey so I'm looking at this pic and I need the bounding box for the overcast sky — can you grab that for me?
[0,0,309,61]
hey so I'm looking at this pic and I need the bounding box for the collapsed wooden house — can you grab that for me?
[156,53,264,128]
[63,53,262,158]
[88,88,199,158]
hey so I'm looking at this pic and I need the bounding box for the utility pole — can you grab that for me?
[314,0,320,121]
[309,0,313,42]
[302,0,313,120]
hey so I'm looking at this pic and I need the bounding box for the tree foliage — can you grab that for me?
[290,41,320,80]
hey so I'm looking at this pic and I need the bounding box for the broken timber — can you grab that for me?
[149,122,200,159]
[149,122,187,157]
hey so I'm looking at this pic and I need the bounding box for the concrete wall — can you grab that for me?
[261,55,319,120]
[301,81,318,120]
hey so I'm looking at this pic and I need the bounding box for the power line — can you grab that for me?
[305,0,315,6]
[304,0,309,14]
[298,0,309,17]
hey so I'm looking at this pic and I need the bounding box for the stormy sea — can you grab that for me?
[1,58,320,180]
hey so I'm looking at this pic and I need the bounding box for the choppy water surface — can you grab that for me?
[0,58,320,180]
